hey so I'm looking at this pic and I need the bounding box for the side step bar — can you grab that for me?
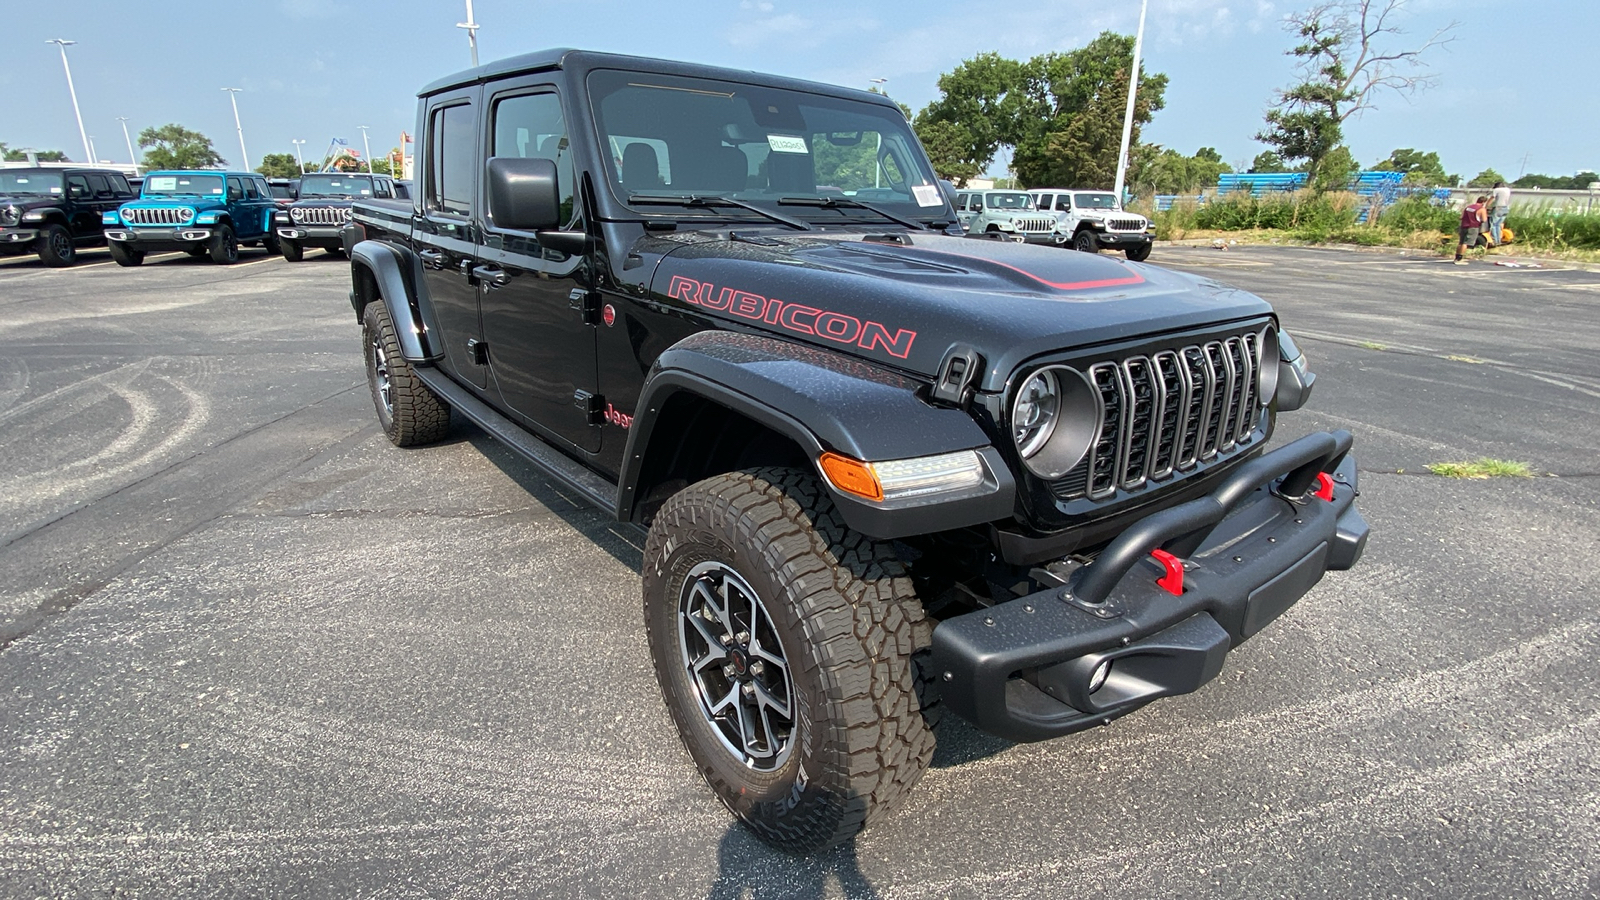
[412,365,617,515]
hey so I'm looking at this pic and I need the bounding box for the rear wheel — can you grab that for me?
[1073,230,1099,253]
[281,239,304,262]
[362,301,451,446]
[643,468,940,852]
[108,241,145,267]
[37,224,76,267]
[208,224,238,264]
[1124,242,1152,262]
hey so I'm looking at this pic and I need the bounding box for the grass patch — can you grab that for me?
[1425,458,1534,479]
[1359,341,1387,350]
[1445,354,1485,363]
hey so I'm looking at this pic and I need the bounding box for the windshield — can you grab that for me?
[986,192,1034,210]
[299,174,374,197]
[143,174,225,198]
[0,172,63,196]
[588,68,950,224]
[1074,193,1119,210]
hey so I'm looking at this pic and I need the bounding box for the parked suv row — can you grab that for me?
[1031,188,1154,260]
[952,189,1058,243]
[103,170,280,266]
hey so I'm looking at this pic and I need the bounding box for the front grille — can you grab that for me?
[1108,217,1145,231]
[126,207,191,225]
[1014,217,1056,233]
[1051,330,1263,501]
[293,206,350,225]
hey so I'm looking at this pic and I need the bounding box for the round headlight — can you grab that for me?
[290,207,303,222]
[1011,366,1100,479]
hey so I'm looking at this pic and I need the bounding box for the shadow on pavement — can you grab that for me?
[705,824,881,900]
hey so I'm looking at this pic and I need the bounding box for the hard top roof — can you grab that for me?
[418,47,900,113]
[144,170,261,178]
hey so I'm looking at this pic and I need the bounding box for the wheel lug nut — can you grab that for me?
[741,682,756,696]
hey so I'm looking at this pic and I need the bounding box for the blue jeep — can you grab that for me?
[103,170,279,265]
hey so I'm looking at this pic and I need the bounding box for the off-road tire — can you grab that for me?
[327,246,347,259]
[1073,229,1099,253]
[186,247,208,258]
[37,224,75,267]
[643,468,940,852]
[262,230,281,256]
[108,241,145,267]
[1124,242,1152,262]
[361,300,450,446]
[281,239,304,262]
[209,224,239,264]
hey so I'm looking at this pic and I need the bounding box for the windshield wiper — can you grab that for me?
[628,194,811,231]
[777,195,931,230]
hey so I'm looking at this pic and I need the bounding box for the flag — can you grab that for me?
[401,132,412,143]
[333,137,348,146]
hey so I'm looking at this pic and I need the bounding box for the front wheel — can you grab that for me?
[361,301,451,446]
[281,239,304,262]
[108,242,145,267]
[261,231,281,256]
[1124,242,1152,262]
[1073,230,1099,253]
[208,224,239,264]
[37,224,76,267]
[643,469,939,853]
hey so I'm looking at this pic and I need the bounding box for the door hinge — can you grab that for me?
[574,389,605,424]
[466,338,489,366]
[568,288,601,326]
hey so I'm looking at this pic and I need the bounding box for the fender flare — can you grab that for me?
[619,331,1015,538]
[349,239,444,362]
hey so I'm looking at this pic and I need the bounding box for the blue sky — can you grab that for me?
[3,1,1595,181]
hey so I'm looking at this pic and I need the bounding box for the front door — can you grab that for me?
[476,81,599,451]
[418,88,487,388]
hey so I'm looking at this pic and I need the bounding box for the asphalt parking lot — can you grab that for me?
[2,242,1598,899]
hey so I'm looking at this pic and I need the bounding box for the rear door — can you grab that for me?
[476,77,600,452]
[418,86,487,388]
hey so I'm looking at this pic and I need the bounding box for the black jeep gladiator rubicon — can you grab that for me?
[343,49,1367,852]
[276,172,402,261]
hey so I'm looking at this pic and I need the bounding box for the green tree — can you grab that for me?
[1249,151,1290,173]
[916,119,980,185]
[1134,146,1233,194]
[912,53,1028,179]
[255,153,301,178]
[1310,144,1359,192]
[1514,171,1598,189]
[1258,1,1455,176]
[1372,147,1447,182]
[1,143,70,162]
[1468,168,1505,187]
[139,124,224,170]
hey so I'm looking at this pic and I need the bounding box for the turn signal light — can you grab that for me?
[819,453,882,502]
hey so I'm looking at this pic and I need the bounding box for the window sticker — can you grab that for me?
[911,184,942,207]
[150,177,178,191]
[49,186,62,193]
[767,134,809,154]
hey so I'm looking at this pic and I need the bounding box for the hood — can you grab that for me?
[290,196,359,207]
[645,231,1271,392]
[0,195,58,211]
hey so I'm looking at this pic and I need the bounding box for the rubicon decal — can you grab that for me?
[667,275,917,359]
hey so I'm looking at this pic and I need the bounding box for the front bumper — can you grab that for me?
[1090,230,1154,246]
[276,225,344,247]
[931,430,1367,742]
[1,226,41,248]
[105,227,212,252]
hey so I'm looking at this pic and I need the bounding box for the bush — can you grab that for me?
[1378,196,1456,234]
[1505,204,1600,250]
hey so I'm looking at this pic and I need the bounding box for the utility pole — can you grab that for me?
[457,0,481,68]
[117,116,137,168]
[357,125,373,174]
[46,40,94,165]
[1113,0,1149,204]
[222,88,249,170]
[292,139,306,172]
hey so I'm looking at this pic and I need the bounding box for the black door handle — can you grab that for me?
[418,249,444,268]
[471,265,510,288]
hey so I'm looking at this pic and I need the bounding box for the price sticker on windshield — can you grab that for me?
[767,134,809,154]
[911,184,942,207]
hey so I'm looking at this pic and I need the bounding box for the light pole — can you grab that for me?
[291,139,306,173]
[117,116,137,168]
[222,87,249,170]
[1112,0,1149,204]
[46,40,94,165]
[457,0,480,67]
[88,135,98,164]
[869,78,887,188]
[357,125,373,174]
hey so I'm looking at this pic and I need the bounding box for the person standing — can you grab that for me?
[1456,196,1487,265]
[1489,181,1512,245]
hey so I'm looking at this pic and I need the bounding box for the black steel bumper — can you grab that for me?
[0,227,41,250]
[1091,231,1153,246]
[104,227,212,253]
[276,225,343,247]
[930,430,1367,743]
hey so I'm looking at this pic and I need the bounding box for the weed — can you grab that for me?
[1425,458,1534,478]
[1359,341,1387,350]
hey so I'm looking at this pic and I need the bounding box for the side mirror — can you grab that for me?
[487,156,560,231]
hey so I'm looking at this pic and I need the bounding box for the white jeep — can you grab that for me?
[1031,188,1154,261]
[953,190,1059,244]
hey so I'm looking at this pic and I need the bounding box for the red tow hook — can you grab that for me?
[1150,549,1184,596]
[1315,472,1336,501]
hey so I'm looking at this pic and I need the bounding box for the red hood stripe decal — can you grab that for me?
[983,257,1146,291]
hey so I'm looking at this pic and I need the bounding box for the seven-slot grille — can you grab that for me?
[1108,217,1145,231]
[1013,217,1056,233]
[1051,331,1263,501]
[125,207,192,225]
[292,206,351,225]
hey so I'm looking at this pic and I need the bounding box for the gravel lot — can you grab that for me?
[2,243,1597,898]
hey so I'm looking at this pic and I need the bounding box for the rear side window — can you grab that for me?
[85,174,112,198]
[66,174,91,199]
[428,103,476,216]
[109,173,133,197]
[491,90,575,227]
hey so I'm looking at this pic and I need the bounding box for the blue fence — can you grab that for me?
[1156,173,1454,222]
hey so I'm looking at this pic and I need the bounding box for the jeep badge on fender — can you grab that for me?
[341,49,1366,853]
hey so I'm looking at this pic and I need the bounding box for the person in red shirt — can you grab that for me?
[1456,196,1487,264]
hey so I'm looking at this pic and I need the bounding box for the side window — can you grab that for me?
[491,90,575,227]
[66,174,91,199]
[85,174,112,198]
[227,176,245,200]
[955,193,968,210]
[972,195,984,211]
[1057,196,1071,212]
[428,103,476,216]
[393,182,410,199]
[373,179,392,199]
[109,174,133,197]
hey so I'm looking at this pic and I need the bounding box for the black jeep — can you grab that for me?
[343,49,1368,852]
[275,172,400,261]
[0,166,136,266]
